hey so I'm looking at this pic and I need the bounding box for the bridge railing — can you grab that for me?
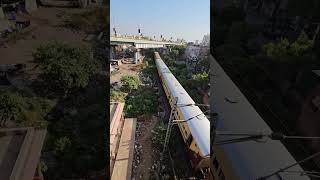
[110,34,183,44]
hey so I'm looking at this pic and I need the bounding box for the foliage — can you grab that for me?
[125,89,158,117]
[110,89,127,103]
[54,136,71,155]
[120,75,140,93]
[33,41,98,96]
[162,55,175,67]
[171,49,179,59]
[39,160,48,173]
[0,90,24,127]
[151,122,166,149]
[67,7,108,32]
[263,38,290,58]
[262,33,312,61]
[191,72,209,89]
[142,58,157,80]
[0,90,55,128]
[44,78,106,179]
[289,33,313,56]
[171,45,186,57]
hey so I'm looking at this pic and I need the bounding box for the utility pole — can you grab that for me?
[162,97,178,153]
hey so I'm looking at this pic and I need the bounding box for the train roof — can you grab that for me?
[211,55,310,180]
[155,53,210,157]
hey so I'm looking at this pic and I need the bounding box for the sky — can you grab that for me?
[110,0,210,42]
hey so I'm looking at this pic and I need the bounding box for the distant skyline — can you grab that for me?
[110,0,210,42]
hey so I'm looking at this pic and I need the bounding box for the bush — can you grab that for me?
[125,90,158,117]
[110,89,127,102]
[33,41,98,96]
[0,90,55,128]
[120,75,140,93]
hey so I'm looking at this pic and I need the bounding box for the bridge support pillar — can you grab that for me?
[110,46,116,60]
[134,49,142,64]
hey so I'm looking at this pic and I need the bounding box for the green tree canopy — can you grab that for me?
[262,33,312,60]
[125,90,158,118]
[120,75,140,93]
[33,41,98,96]
[0,90,55,128]
[191,72,209,90]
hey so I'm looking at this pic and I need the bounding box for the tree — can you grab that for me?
[191,72,209,90]
[0,90,55,128]
[125,90,158,117]
[120,75,140,93]
[171,49,179,59]
[0,90,24,127]
[33,41,98,96]
[262,33,312,61]
[263,38,290,58]
[289,33,312,56]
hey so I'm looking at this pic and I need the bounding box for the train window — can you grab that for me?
[213,157,219,170]
[186,135,193,147]
[184,130,188,136]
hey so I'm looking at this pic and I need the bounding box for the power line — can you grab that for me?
[281,170,320,178]
[214,131,320,145]
[257,151,320,180]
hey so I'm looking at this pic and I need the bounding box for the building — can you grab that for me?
[201,34,210,46]
[0,127,47,180]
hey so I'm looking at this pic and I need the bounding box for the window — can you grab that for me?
[186,135,193,147]
[213,157,219,170]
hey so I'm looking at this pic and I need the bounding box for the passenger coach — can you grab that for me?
[154,52,210,171]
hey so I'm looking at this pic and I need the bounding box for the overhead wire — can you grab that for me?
[257,151,320,180]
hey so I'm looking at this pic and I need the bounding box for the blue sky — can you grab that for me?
[110,0,210,42]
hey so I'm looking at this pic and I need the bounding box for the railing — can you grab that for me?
[110,35,184,44]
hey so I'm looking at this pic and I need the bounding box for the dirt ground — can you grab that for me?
[0,7,93,90]
[0,7,88,65]
[133,116,159,180]
[110,61,143,84]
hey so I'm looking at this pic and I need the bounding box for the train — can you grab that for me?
[154,52,211,172]
[211,55,311,180]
